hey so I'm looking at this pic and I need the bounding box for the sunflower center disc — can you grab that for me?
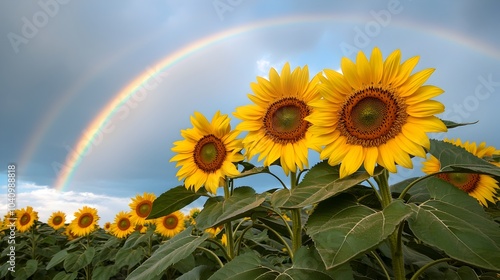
[79,214,93,228]
[341,87,407,147]
[194,135,227,173]
[438,173,480,193]
[164,216,178,230]
[138,202,152,217]
[264,97,310,143]
[20,213,31,225]
[53,216,63,225]
[118,218,131,230]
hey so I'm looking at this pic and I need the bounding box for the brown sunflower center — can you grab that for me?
[78,213,94,228]
[52,216,63,226]
[118,218,131,231]
[136,201,152,218]
[263,97,311,144]
[193,135,227,173]
[340,86,407,147]
[163,215,179,230]
[20,213,31,226]
[437,173,480,193]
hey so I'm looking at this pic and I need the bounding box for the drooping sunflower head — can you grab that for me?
[204,225,223,237]
[422,138,500,206]
[170,111,244,194]
[306,47,447,178]
[129,192,156,226]
[111,211,135,239]
[155,211,185,238]
[47,211,66,230]
[233,63,320,175]
[70,206,99,237]
[15,206,38,233]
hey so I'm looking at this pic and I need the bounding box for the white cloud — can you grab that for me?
[256,57,285,78]
[0,181,131,226]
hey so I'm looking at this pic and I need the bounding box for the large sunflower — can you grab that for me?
[15,206,38,233]
[233,63,320,175]
[47,211,66,230]
[111,211,135,238]
[306,47,447,178]
[129,192,156,226]
[70,206,99,237]
[422,138,500,206]
[155,211,185,238]
[171,111,244,194]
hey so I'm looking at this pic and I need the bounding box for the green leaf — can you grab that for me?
[391,177,431,203]
[63,247,95,272]
[441,119,477,129]
[92,265,119,280]
[233,166,270,179]
[148,185,207,219]
[429,139,500,177]
[272,163,383,209]
[46,249,68,270]
[408,178,500,271]
[176,265,213,280]
[307,196,412,269]
[208,251,272,280]
[53,271,78,280]
[195,187,266,230]
[13,259,37,279]
[126,228,209,280]
[115,247,145,269]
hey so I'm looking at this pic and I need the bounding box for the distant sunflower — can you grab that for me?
[70,206,99,237]
[422,138,500,206]
[47,211,66,230]
[221,233,227,247]
[188,208,201,225]
[64,225,78,240]
[103,222,112,232]
[134,224,147,234]
[233,63,320,175]
[129,192,156,226]
[306,47,447,178]
[171,111,244,194]
[15,206,38,233]
[111,211,134,239]
[155,211,185,238]
[205,225,223,237]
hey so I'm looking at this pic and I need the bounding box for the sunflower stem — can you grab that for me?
[374,169,406,280]
[290,172,302,255]
[410,258,453,280]
[223,178,235,259]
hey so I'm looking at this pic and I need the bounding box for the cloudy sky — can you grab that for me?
[1,0,499,225]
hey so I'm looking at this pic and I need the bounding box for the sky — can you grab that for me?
[1,0,500,225]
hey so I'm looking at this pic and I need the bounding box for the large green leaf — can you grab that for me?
[115,247,145,269]
[64,247,95,272]
[46,249,68,270]
[195,187,266,230]
[148,185,207,219]
[91,266,119,280]
[429,139,500,177]
[126,228,209,280]
[176,265,213,280]
[391,177,431,203]
[307,196,412,269]
[271,162,382,208]
[53,271,78,280]
[208,252,272,280]
[407,177,500,271]
[13,259,37,279]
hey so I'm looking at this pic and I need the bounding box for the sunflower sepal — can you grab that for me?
[441,119,478,129]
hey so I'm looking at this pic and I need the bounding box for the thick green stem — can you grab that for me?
[223,178,235,259]
[197,246,224,268]
[290,172,302,255]
[374,169,406,280]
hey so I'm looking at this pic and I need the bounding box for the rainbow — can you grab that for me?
[53,14,500,191]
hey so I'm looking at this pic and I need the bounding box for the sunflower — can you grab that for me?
[306,47,447,178]
[171,111,244,194]
[103,222,112,232]
[111,211,135,238]
[188,207,201,225]
[233,63,320,175]
[129,192,156,226]
[15,206,38,233]
[134,224,147,234]
[422,138,500,206]
[221,233,228,247]
[205,225,223,237]
[70,206,99,237]
[64,225,78,240]
[155,211,185,238]
[47,211,66,230]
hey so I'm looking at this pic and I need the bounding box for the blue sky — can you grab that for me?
[1,0,500,225]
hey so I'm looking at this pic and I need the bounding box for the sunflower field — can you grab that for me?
[2,48,500,279]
